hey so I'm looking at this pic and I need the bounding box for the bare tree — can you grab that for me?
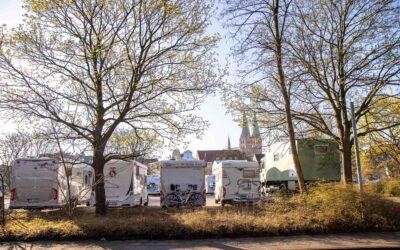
[106,128,160,161]
[0,131,31,187]
[223,0,306,192]
[0,0,219,214]
[289,0,400,183]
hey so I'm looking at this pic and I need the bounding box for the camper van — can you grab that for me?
[205,175,215,194]
[159,160,206,207]
[9,158,65,209]
[69,164,94,206]
[260,139,341,192]
[146,175,160,195]
[213,161,261,206]
[102,160,148,207]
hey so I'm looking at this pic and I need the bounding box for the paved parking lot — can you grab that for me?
[147,194,218,207]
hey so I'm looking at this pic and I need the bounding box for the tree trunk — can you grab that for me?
[285,102,307,193]
[93,146,107,215]
[273,0,306,193]
[340,125,353,184]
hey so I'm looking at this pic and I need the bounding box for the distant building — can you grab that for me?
[196,149,246,169]
[239,112,262,160]
[170,149,196,160]
[182,150,196,160]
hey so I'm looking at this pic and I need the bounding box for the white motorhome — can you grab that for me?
[213,161,260,206]
[205,175,215,194]
[102,160,148,207]
[146,175,160,195]
[159,160,206,207]
[69,164,94,206]
[9,158,65,209]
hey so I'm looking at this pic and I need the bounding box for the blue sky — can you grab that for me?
[0,1,242,156]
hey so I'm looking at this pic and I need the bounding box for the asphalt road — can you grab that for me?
[1,232,400,249]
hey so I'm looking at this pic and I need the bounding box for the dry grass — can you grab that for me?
[1,184,400,241]
[365,178,400,196]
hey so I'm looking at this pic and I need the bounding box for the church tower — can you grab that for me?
[239,112,250,155]
[239,112,262,160]
[251,113,262,154]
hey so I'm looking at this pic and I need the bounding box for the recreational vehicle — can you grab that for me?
[101,160,148,207]
[146,175,160,195]
[69,164,94,206]
[260,139,341,192]
[9,158,66,209]
[213,161,261,206]
[159,160,206,207]
[205,175,215,194]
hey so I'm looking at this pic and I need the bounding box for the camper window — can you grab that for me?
[314,145,329,154]
[135,165,139,176]
[243,170,257,178]
[84,175,88,185]
[273,153,280,161]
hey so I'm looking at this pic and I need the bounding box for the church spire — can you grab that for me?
[240,111,250,138]
[228,136,231,150]
[251,113,260,137]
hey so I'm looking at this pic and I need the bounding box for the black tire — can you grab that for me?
[187,193,205,207]
[144,195,149,206]
[221,200,226,207]
[164,193,181,208]
[279,183,288,194]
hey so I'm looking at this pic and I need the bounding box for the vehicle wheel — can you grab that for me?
[187,193,205,207]
[144,195,149,206]
[164,193,181,208]
[221,200,226,207]
[215,199,219,204]
[279,183,288,194]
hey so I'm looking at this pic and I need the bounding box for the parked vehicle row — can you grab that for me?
[9,158,94,209]
[8,140,342,210]
[9,158,148,209]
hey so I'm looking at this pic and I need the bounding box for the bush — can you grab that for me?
[382,179,400,196]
